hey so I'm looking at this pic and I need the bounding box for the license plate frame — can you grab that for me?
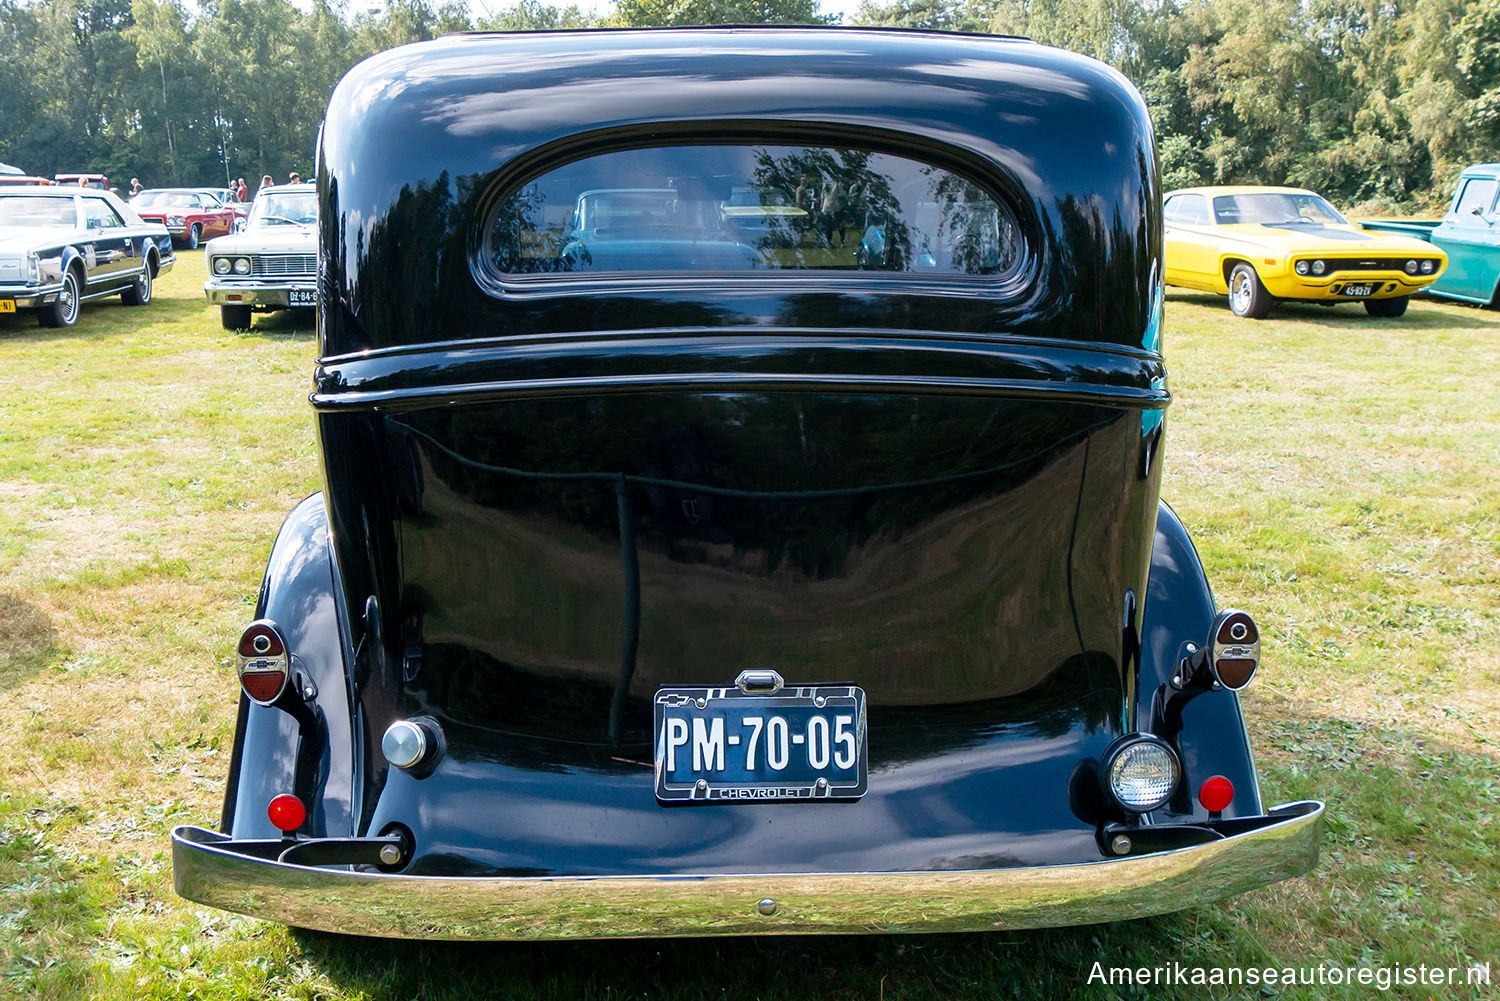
[0,299,15,314]
[1339,283,1375,297]
[654,683,867,803]
[289,289,316,306]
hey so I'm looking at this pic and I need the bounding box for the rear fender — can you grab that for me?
[220,494,358,840]
[1137,501,1263,819]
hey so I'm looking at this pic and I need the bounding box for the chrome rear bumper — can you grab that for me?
[171,800,1322,940]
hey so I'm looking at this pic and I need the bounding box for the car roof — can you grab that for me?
[1165,185,1319,198]
[259,183,315,193]
[0,187,83,198]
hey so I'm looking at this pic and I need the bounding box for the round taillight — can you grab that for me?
[267,793,306,833]
[1199,775,1235,813]
[237,619,289,705]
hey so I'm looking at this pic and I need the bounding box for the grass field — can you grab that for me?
[0,256,1496,1000]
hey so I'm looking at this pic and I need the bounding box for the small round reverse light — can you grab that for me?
[1199,775,1235,813]
[236,619,290,705]
[1101,735,1180,813]
[267,793,306,833]
[382,720,429,770]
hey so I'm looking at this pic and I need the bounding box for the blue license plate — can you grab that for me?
[653,683,867,802]
[289,289,316,306]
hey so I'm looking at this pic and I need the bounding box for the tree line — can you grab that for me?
[1,0,1496,209]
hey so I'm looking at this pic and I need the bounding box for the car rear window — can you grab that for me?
[484,144,1023,279]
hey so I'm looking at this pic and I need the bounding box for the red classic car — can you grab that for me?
[131,187,239,249]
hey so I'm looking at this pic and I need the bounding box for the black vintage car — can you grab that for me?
[171,27,1323,939]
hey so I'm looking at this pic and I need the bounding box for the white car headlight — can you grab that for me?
[233,258,252,275]
[169,215,185,226]
[213,258,231,275]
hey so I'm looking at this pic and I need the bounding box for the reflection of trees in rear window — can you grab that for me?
[487,145,1021,277]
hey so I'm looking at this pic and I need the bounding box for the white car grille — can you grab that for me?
[253,254,316,277]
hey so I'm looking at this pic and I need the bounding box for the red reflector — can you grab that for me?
[267,794,306,833]
[242,670,286,702]
[1198,775,1235,813]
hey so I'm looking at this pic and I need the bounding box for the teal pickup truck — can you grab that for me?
[1361,164,1500,306]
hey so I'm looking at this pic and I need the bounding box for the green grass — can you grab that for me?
[0,263,1496,999]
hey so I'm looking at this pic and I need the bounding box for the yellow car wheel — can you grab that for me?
[1227,263,1275,319]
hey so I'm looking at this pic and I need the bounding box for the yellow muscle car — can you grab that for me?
[1164,185,1446,318]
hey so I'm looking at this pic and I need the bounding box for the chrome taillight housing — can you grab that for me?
[1208,609,1260,690]
[236,619,290,705]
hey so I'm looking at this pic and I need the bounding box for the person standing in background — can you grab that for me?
[129,178,142,197]
[259,174,274,193]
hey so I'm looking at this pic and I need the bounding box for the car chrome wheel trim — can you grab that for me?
[60,271,79,324]
[1229,271,1251,314]
[137,265,152,303]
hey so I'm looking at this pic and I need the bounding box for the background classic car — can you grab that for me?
[194,187,250,232]
[132,187,240,249]
[0,186,174,327]
[201,183,316,329]
[171,28,1322,939]
[1360,163,1500,307]
[1164,185,1446,318]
